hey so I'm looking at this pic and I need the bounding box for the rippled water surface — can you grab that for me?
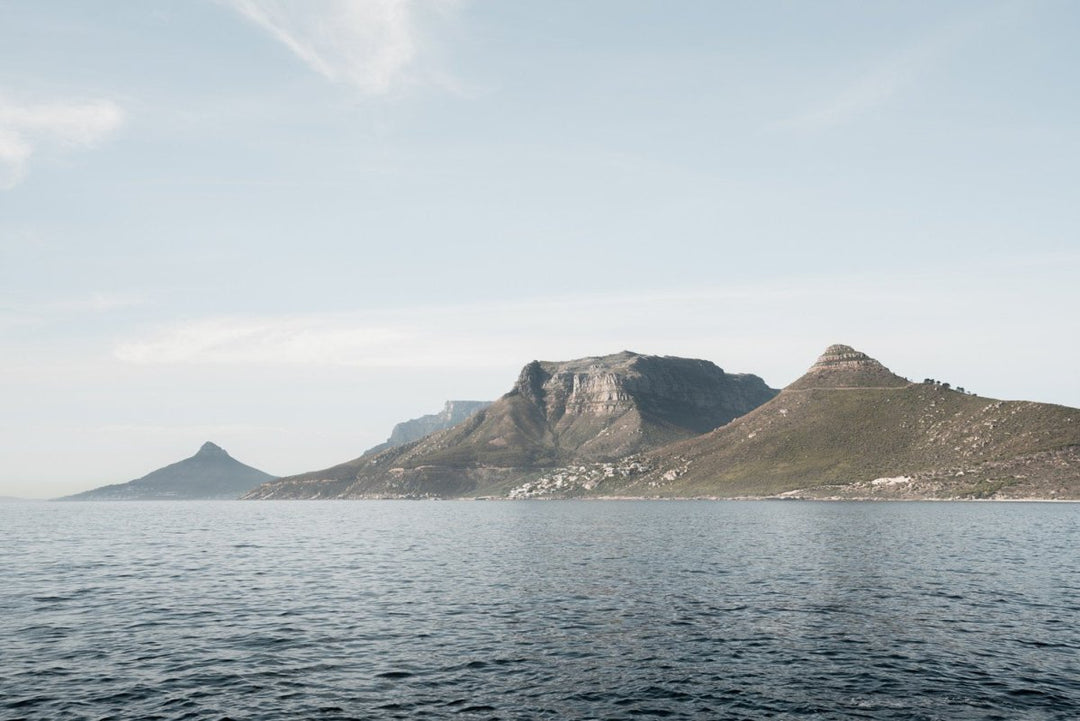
[2,500,1078,720]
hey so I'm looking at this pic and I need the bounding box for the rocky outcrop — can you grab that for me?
[59,442,277,501]
[244,351,777,499]
[493,351,778,461]
[784,343,909,390]
[365,400,491,454]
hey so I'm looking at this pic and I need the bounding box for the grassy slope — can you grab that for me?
[638,384,1080,497]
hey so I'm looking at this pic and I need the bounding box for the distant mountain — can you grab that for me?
[59,442,277,501]
[514,345,1080,500]
[244,351,777,499]
[364,400,492,455]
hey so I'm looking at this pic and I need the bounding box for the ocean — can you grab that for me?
[2,499,1077,720]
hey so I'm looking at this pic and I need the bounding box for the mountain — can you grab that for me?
[364,400,492,455]
[58,442,277,501]
[516,344,1080,500]
[244,351,778,499]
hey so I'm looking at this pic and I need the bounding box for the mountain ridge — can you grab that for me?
[242,344,1080,501]
[364,400,492,455]
[244,351,778,499]
[513,345,1080,500]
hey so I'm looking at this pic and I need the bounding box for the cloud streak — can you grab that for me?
[111,288,789,369]
[115,315,415,366]
[0,96,125,189]
[110,268,1056,383]
[226,0,459,94]
[777,3,1013,131]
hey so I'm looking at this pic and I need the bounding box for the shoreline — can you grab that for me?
[21,494,1080,503]
[249,494,1080,503]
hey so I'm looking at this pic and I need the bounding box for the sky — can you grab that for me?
[2,0,1078,498]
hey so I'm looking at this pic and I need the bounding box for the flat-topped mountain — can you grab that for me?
[244,351,777,499]
[522,344,1079,500]
[59,442,277,501]
[364,400,492,455]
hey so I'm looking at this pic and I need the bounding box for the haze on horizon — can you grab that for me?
[2,1,1078,498]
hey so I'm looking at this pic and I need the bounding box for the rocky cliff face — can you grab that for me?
[59,442,277,501]
[243,351,777,499]
[366,400,492,454]
[502,351,779,460]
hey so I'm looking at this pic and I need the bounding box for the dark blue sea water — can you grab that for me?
[1,500,1077,720]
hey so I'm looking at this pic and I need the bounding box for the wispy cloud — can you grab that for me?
[115,315,416,366]
[225,0,461,95]
[780,41,943,132]
[0,96,126,189]
[777,4,1014,132]
[111,272,1037,378]
[111,288,787,369]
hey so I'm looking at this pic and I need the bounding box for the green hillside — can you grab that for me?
[636,383,1080,499]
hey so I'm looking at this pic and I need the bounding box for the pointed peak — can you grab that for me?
[196,441,229,458]
[812,344,874,368]
[786,344,909,390]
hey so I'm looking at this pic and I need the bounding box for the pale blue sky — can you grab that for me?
[2,1,1078,497]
